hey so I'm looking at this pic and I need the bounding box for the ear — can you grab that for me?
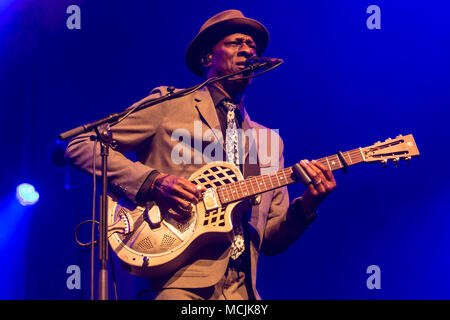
[201,53,213,68]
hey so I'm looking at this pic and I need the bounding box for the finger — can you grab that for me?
[300,160,322,182]
[175,192,196,211]
[171,184,200,203]
[179,179,206,199]
[299,160,320,194]
[300,160,327,193]
[310,160,336,193]
[169,196,193,217]
[167,207,191,221]
[312,160,336,184]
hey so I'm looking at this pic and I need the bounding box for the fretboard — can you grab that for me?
[216,148,364,205]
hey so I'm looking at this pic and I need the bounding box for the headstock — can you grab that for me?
[361,134,420,165]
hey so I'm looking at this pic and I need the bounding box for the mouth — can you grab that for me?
[235,62,247,70]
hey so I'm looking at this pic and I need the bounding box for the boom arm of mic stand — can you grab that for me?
[57,63,269,142]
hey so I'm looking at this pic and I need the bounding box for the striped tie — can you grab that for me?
[222,100,245,260]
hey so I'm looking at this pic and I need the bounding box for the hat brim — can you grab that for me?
[185,17,269,77]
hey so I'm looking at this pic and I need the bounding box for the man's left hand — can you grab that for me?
[298,159,337,213]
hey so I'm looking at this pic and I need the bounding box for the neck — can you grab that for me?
[216,148,366,205]
[210,81,245,104]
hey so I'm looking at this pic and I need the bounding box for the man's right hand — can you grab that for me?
[150,174,206,220]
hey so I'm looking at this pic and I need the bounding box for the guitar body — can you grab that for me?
[107,161,243,277]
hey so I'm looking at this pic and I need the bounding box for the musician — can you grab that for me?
[65,9,337,300]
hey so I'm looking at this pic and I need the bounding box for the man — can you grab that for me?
[66,9,336,300]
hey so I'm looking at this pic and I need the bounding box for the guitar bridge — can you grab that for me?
[203,188,219,211]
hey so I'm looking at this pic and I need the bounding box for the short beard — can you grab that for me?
[223,75,252,97]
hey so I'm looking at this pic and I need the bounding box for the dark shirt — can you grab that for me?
[207,84,244,138]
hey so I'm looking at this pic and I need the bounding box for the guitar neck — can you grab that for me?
[217,148,365,205]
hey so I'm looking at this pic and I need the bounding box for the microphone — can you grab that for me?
[244,56,282,70]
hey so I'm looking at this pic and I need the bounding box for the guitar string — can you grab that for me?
[217,149,364,203]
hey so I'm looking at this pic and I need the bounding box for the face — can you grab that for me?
[204,33,257,93]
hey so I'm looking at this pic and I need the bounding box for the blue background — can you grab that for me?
[0,0,449,299]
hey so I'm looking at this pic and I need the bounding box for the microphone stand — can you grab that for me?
[57,59,282,300]
[94,124,113,300]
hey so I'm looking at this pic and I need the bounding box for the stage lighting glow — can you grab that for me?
[16,183,39,206]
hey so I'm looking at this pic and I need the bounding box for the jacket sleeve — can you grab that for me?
[64,87,167,203]
[260,136,317,256]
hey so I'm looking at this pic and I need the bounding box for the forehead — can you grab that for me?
[218,33,256,44]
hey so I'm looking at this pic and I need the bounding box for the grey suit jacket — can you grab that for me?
[66,86,315,299]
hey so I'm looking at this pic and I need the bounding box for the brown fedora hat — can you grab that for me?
[185,9,269,77]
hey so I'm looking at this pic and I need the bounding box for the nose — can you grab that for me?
[238,43,256,58]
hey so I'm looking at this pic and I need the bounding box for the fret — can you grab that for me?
[268,174,275,189]
[224,185,232,202]
[236,181,243,198]
[278,171,285,185]
[221,186,229,202]
[256,176,264,192]
[346,151,353,165]
[359,147,366,162]
[231,183,237,201]
[253,176,260,193]
[333,154,342,170]
[283,169,289,184]
[241,180,250,197]
[255,176,262,193]
[334,154,342,169]
[277,171,284,187]
[276,172,282,185]
[264,174,273,189]
[274,173,280,186]
[325,156,332,171]
[246,176,256,196]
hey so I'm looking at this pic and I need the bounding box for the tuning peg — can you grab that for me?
[405,156,411,166]
[385,137,392,142]
[396,134,403,138]
[392,158,399,167]
[381,159,388,168]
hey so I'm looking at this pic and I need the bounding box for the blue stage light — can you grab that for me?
[16,183,39,206]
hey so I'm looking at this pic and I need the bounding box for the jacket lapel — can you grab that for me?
[240,106,257,166]
[193,87,223,145]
